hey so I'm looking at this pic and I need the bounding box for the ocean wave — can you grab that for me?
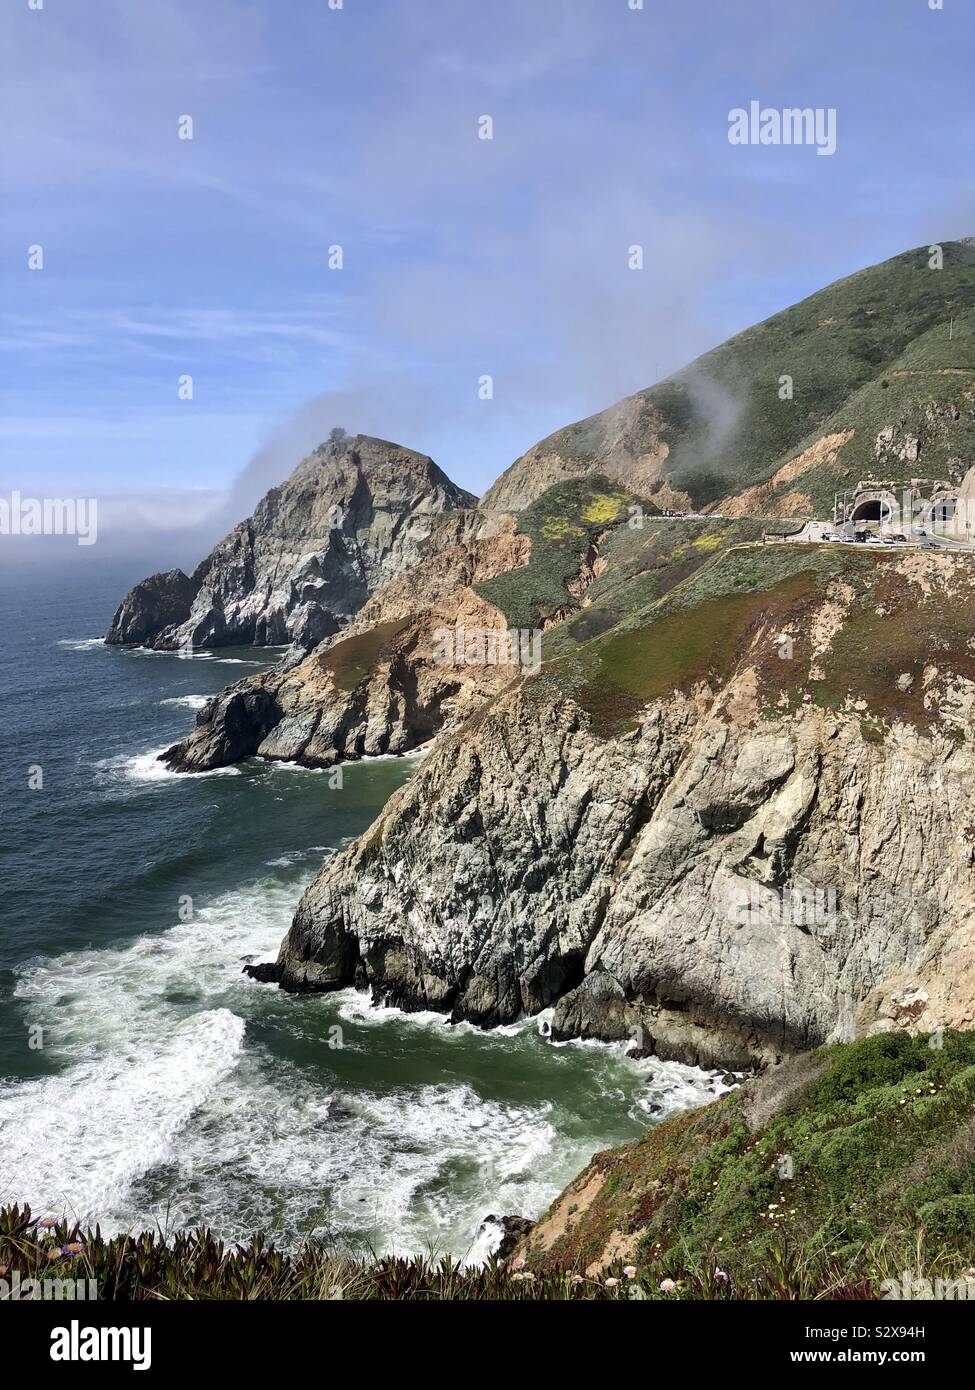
[55,637,107,652]
[0,1010,245,1223]
[6,862,720,1258]
[159,695,209,710]
[93,747,240,784]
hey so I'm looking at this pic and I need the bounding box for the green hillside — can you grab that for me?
[521,1030,975,1290]
[482,241,975,514]
[527,536,975,737]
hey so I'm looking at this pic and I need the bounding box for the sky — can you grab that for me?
[2,0,974,565]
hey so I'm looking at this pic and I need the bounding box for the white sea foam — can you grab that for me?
[160,695,209,710]
[0,1011,245,1223]
[93,746,240,784]
[2,876,304,1223]
[5,862,721,1258]
[55,637,107,652]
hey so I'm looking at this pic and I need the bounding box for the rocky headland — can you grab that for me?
[106,433,476,651]
[111,242,975,1075]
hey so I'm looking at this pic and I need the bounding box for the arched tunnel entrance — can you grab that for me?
[851,498,892,523]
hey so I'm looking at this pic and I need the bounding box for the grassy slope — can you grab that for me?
[484,241,975,511]
[522,1030,975,1288]
[316,618,411,690]
[477,478,800,635]
[529,539,975,737]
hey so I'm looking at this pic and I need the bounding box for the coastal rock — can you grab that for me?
[105,568,200,646]
[478,1214,535,1260]
[159,517,530,773]
[106,434,476,651]
[268,679,975,1070]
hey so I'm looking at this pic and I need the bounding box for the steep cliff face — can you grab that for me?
[264,546,975,1069]
[105,434,476,651]
[160,515,531,772]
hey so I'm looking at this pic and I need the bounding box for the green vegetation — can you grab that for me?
[0,1202,875,1300]
[662,242,975,506]
[538,517,795,663]
[577,570,816,730]
[529,538,975,737]
[752,307,975,517]
[317,618,409,690]
[486,241,975,516]
[522,1031,975,1293]
[476,475,646,629]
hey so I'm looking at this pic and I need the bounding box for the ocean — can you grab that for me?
[0,560,722,1260]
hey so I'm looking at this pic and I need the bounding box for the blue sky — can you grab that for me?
[2,0,974,555]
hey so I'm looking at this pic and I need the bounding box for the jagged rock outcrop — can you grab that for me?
[160,516,531,772]
[106,434,476,651]
[262,671,975,1070]
[105,568,201,646]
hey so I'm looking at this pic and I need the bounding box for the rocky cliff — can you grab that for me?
[106,434,476,651]
[117,244,975,1072]
[160,513,531,772]
[158,475,643,773]
[261,544,975,1070]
